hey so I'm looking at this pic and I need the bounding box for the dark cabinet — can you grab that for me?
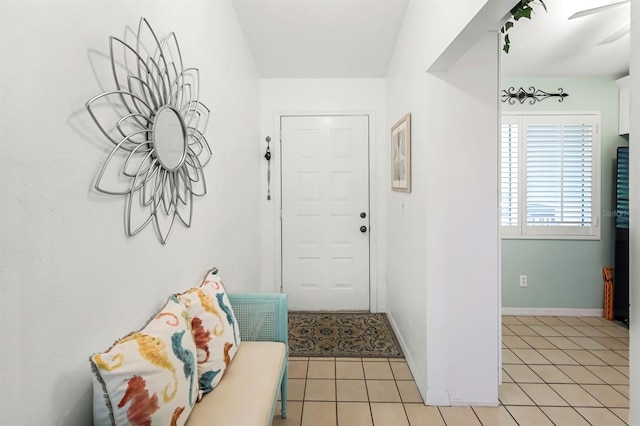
[614,147,629,324]
[614,228,629,322]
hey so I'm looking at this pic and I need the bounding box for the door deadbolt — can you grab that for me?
[360,212,367,218]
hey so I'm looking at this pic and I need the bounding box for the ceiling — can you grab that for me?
[231,0,409,78]
[231,0,630,79]
[502,0,631,78]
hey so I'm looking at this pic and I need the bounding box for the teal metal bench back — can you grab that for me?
[228,293,289,420]
[228,293,288,345]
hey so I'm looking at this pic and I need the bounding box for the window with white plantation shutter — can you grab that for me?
[501,115,519,235]
[500,113,600,240]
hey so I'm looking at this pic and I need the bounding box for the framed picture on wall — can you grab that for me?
[391,113,411,192]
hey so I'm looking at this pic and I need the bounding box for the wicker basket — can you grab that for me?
[602,266,614,321]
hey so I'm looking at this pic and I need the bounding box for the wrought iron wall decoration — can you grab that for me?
[86,18,211,244]
[501,87,569,105]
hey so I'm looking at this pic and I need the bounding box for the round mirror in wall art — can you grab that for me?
[153,106,188,171]
[86,18,211,244]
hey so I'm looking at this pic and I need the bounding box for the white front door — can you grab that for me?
[281,115,370,311]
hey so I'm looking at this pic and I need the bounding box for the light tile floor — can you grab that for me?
[273,315,630,425]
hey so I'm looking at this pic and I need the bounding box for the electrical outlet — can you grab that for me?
[519,275,528,287]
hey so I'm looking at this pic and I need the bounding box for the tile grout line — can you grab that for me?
[506,337,590,426]
[493,405,524,426]
[362,359,374,426]
[503,316,629,426]
[388,358,413,425]
[300,357,310,425]
[334,359,338,425]
[608,406,631,425]
[286,316,628,426]
[469,405,484,425]
[575,382,629,409]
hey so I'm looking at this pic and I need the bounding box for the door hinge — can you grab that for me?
[280,208,283,221]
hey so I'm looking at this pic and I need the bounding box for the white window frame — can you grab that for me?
[500,111,601,240]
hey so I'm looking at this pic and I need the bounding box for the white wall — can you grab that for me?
[385,0,498,404]
[629,1,638,423]
[384,0,431,400]
[258,78,387,310]
[0,1,260,424]
[425,32,500,405]
[501,77,625,312]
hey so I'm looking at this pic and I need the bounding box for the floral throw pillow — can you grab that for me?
[90,296,198,426]
[177,268,241,396]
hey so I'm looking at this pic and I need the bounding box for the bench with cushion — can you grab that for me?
[187,293,288,425]
[90,269,288,426]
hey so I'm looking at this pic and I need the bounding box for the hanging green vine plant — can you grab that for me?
[501,0,547,53]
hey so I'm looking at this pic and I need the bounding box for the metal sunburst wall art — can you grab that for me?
[86,18,211,244]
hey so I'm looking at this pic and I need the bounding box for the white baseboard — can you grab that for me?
[449,399,499,407]
[502,307,604,317]
[426,391,451,406]
[384,310,428,403]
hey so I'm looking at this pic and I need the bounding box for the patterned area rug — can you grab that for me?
[288,312,403,358]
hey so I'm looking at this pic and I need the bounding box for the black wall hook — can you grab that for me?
[265,136,272,161]
[265,136,272,200]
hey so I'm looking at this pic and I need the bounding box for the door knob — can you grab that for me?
[360,212,367,218]
[360,226,367,233]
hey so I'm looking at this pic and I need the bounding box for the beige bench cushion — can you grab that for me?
[186,341,287,426]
